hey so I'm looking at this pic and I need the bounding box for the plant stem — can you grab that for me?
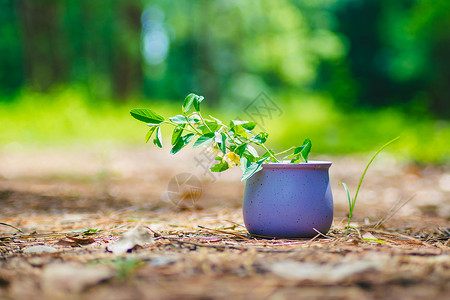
[221,126,234,141]
[182,114,202,135]
[255,142,281,162]
[162,121,198,134]
[196,112,212,132]
[273,146,295,158]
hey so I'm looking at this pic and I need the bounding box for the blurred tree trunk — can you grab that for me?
[111,0,143,100]
[429,38,450,118]
[16,0,69,91]
[16,0,143,100]
[197,0,220,103]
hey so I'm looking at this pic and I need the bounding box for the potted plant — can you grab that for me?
[130,93,333,238]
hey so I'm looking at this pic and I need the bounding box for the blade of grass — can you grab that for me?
[352,137,400,210]
[338,182,352,236]
[340,136,399,237]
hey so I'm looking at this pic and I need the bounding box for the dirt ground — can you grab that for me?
[0,146,449,300]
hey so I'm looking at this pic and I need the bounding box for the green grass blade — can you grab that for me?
[341,137,399,237]
[339,182,352,212]
[352,137,399,208]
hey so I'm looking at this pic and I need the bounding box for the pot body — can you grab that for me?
[243,161,333,238]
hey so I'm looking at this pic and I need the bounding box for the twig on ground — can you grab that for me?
[160,236,301,253]
[312,228,330,239]
[146,226,304,253]
[144,226,161,237]
[365,229,435,247]
[307,233,321,244]
[198,225,252,241]
[0,222,23,233]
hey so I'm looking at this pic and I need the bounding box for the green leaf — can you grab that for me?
[234,143,248,157]
[182,93,204,113]
[241,122,256,131]
[145,126,158,143]
[169,115,200,124]
[198,121,220,134]
[214,132,227,154]
[230,120,256,131]
[242,145,259,162]
[170,133,195,154]
[242,152,256,162]
[240,157,269,181]
[210,161,229,172]
[285,138,312,163]
[182,94,196,113]
[299,138,312,162]
[227,139,237,149]
[229,120,246,127]
[169,115,188,124]
[252,132,268,144]
[153,126,163,148]
[230,124,248,138]
[193,132,215,148]
[193,95,204,111]
[208,115,223,125]
[130,109,165,124]
[171,124,185,146]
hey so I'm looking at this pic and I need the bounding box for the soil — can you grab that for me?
[0,146,449,300]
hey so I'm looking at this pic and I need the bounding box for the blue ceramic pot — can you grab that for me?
[243,161,333,238]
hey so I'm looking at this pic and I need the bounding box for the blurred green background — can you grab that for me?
[0,0,449,163]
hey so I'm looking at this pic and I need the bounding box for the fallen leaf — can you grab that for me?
[65,235,95,244]
[106,225,154,255]
[362,232,377,240]
[54,239,79,247]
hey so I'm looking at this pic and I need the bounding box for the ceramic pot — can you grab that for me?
[243,161,333,238]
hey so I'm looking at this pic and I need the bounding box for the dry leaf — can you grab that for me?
[362,232,377,240]
[106,225,154,255]
[65,235,95,244]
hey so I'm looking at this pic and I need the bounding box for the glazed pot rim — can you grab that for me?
[262,160,332,169]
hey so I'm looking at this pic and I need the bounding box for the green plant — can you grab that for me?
[339,137,399,236]
[112,258,144,279]
[130,93,311,181]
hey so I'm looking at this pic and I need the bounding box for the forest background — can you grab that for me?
[0,0,449,163]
